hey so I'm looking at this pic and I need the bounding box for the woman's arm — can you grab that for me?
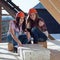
[26,31,31,42]
[10,26,22,46]
[43,31,48,37]
[26,22,31,29]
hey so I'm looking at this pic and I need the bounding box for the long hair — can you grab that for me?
[13,17,26,31]
[36,18,47,32]
[27,13,39,29]
[27,13,47,32]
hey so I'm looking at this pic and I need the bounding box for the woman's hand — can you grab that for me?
[18,41,23,47]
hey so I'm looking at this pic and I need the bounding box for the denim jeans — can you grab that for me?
[18,34,28,44]
[7,34,28,46]
[31,27,47,43]
[7,34,17,46]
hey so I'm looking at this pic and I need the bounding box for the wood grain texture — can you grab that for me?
[40,0,60,24]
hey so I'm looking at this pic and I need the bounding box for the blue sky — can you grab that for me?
[2,0,40,14]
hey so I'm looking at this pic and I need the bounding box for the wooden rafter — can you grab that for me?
[40,0,60,24]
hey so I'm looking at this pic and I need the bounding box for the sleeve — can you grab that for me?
[43,31,48,37]
[9,21,15,30]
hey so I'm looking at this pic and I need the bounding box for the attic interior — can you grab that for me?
[0,0,60,60]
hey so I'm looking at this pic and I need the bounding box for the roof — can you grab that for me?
[34,3,45,9]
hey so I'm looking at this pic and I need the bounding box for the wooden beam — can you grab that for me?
[40,0,60,24]
[0,0,16,18]
[0,3,2,42]
[2,14,10,16]
[48,34,55,40]
[2,7,4,10]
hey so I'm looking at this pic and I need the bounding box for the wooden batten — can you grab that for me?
[0,3,2,42]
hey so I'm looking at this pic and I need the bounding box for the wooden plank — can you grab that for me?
[51,0,60,11]
[40,0,60,24]
[0,3,2,42]
[0,43,60,60]
[0,0,16,18]
[50,50,60,60]
[48,34,55,40]
[2,14,10,16]
[18,44,50,60]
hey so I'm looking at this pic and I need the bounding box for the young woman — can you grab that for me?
[27,8,48,47]
[7,12,28,46]
[31,18,48,45]
[36,18,48,37]
[27,8,39,30]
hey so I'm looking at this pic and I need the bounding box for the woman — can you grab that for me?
[7,12,28,46]
[36,18,48,37]
[27,8,48,47]
[31,18,48,48]
[27,8,39,30]
[26,8,39,42]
